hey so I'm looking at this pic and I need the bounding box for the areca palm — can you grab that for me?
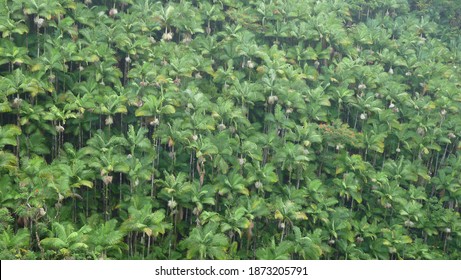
[272,197,308,242]
[156,171,192,231]
[153,2,177,39]
[382,157,423,183]
[301,85,331,122]
[351,216,379,248]
[255,237,293,260]
[2,69,49,103]
[189,182,216,219]
[321,207,355,258]
[40,222,91,259]
[135,95,176,123]
[179,222,229,260]
[274,142,312,186]
[220,206,252,242]
[217,170,250,199]
[290,226,324,260]
[0,1,28,39]
[380,224,414,259]
[199,2,225,35]
[0,124,21,150]
[0,151,18,173]
[245,161,278,193]
[120,196,170,258]
[171,1,204,36]
[87,219,126,259]
[286,42,318,68]
[22,0,65,20]
[361,129,386,160]
[188,136,219,186]
[125,153,152,196]
[43,104,78,157]
[169,54,199,79]
[432,168,461,210]
[0,227,30,259]
[95,90,127,135]
[0,39,30,72]
[0,119,21,164]
[58,142,94,213]
[303,180,338,225]
[229,80,264,114]
[82,130,129,220]
[126,125,151,156]
[40,37,72,82]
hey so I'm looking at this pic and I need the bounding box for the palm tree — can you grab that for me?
[220,206,252,244]
[97,91,128,135]
[0,124,21,150]
[189,182,216,220]
[217,170,250,199]
[179,222,229,260]
[0,151,17,173]
[156,171,192,238]
[272,196,307,242]
[0,1,29,39]
[120,196,170,258]
[245,161,278,193]
[135,95,176,128]
[199,2,225,36]
[0,39,30,73]
[40,222,91,259]
[82,130,129,220]
[87,219,126,259]
[0,227,30,259]
[255,237,293,260]
[432,168,461,210]
[228,80,264,115]
[274,142,311,186]
[290,226,323,260]
[153,2,177,40]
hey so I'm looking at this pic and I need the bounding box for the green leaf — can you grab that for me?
[0,125,21,148]
[161,105,176,115]
[0,151,17,171]
[73,180,93,188]
[41,238,67,250]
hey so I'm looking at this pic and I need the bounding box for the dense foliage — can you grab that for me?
[1,0,461,260]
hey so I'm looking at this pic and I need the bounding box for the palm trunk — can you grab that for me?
[296,166,301,189]
[147,236,151,258]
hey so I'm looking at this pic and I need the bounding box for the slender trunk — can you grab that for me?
[86,187,89,217]
[141,232,145,259]
[443,233,449,253]
[353,112,358,130]
[280,226,284,242]
[128,232,132,258]
[37,26,40,58]
[16,113,20,160]
[118,172,122,207]
[440,143,450,165]
[35,230,44,260]
[296,166,301,189]
[288,168,292,185]
[434,152,440,177]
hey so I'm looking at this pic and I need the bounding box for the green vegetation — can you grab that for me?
[1,0,461,260]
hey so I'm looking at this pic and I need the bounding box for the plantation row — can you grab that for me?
[0,0,460,259]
